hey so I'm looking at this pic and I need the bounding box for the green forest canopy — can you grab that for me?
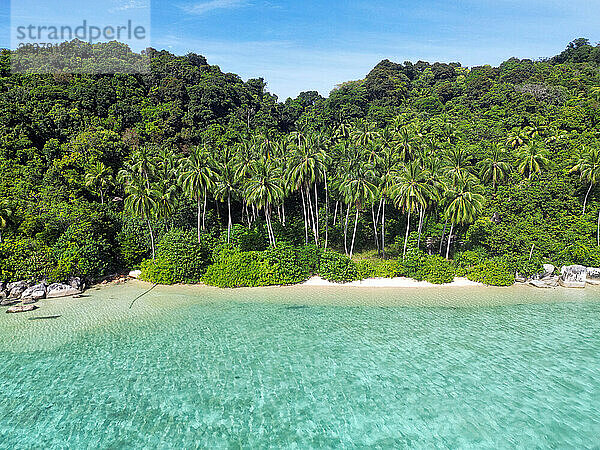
[0,38,599,286]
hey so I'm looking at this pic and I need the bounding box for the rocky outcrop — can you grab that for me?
[542,264,555,276]
[559,265,587,288]
[529,276,559,288]
[587,267,600,285]
[6,304,38,313]
[46,282,81,299]
[7,280,31,299]
[21,283,47,304]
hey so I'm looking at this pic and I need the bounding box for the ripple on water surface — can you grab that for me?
[0,282,599,448]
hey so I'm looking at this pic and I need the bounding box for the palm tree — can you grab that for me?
[517,140,550,179]
[213,150,239,243]
[339,163,378,257]
[0,203,12,243]
[395,126,419,162]
[245,157,284,246]
[444,146,473,182]
[444,173,485,259]
[392,161,430,258]
[154,180,178,228]
[85,161,113,204]
[506,128,527,150]
[478,144,511,191]
[570,147,600,215]
[375,140,401,257]
[124,177,158,260]
[179,145,216,242]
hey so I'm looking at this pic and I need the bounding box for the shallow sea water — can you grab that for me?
[1,282,600,448]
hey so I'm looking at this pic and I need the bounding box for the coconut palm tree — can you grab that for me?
[213,149,239,243]
[85,161,113,204]
[444,146,473,182]
[392,161,431,258]
[339,163,378,257]
[375,139,401,257]
[0,203,12,243]
[506,128,528,150]
[478,144,511,191]
[517,140,550,179]
[124,177,158,259]
[244,157,284,246]
[179,145,216,242]
[444,173,485,259]
[395,126,419,162]
[570,147,600,215]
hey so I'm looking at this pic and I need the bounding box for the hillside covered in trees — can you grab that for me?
[1,38,599,287]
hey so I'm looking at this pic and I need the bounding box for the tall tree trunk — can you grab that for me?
[416,207,425,249]
[403,209,411,258]
[439,219,448,255]
[147,219,156,260]
[583,182,593,215]
[324,173,329,249]
[282,200,286,227]
[381,199,386,258]
[202,187,207,230]
[227,192,232,244]
[350,206,359,258]
[197,197,202,244]
[445,224,454,260]
[333,201,339,226]
[0,230,2,243]
[344,203,351,255]
[300,188,309,244]
[306,185,317,245]
[314,183,319,244]
[597,207,600,247]
[371,203,380,255]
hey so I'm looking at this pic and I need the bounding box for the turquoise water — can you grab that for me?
[1,283,600,448]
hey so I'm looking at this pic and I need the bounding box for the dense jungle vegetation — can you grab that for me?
[0,38,599,287]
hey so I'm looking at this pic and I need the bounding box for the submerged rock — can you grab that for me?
[46,283,81,299]
[21,283,47,303]
[0,299,19,307]
[559,265,587,288]
[6,304,38,313]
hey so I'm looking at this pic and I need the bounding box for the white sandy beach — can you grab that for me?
[302,276,484,288]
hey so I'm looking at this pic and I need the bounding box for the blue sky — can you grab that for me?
[1,0,599,99]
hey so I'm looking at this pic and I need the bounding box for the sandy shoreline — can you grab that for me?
[301,276,484,288]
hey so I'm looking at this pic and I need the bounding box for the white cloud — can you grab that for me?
[109,0,149,13]
[179,0,248,15]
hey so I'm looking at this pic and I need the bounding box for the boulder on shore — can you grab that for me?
[0,299,19,307]
[8,281,30,299]
[543,264,555,276]
[21,283,47,303]
[559,265,587,288]
[46,283,81,299]
[529,276,559,289]
[587,267,600,285]
[128,270,142,279]
[6,304,38,313]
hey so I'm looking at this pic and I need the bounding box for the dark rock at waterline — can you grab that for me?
[21,284,46,303]
[528,276,559,289]
[6,304,38,313]
[559,265,587,288]
[0,299,19,307]
[587,267,600,285]
[46,283,81,299]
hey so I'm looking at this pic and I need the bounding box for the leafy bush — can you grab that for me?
[140,228,211,284]
[0,238,54,282]
[466,258,515,286]
[420,255,456,284]
[318,250,360,283]
[396,248,427,280]
[52,221,113,281]
[116,217,151,268]
[356,259,400,279]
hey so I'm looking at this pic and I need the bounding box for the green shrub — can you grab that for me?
[318,250,359,283]
[397,248,427,280]
[202,251,281,288]
[420,255,456,284]
[52,221,113,281]
[140,229,211,284]
[116,217,151,268]
[356,259,400,279]
[0,238,55,282]
[466,258,515,286]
